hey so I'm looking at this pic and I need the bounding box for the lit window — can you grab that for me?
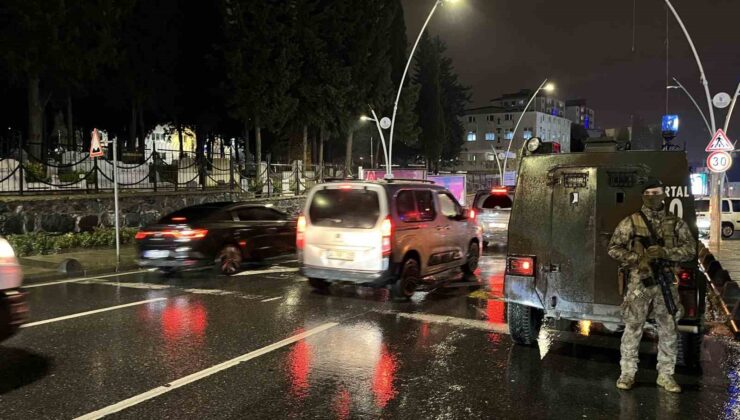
[505,130,514,140]
[485,132,495,141]
[467,131,477,142]
[523,129,532,140]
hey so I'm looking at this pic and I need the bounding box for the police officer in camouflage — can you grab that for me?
[607,178,696,393]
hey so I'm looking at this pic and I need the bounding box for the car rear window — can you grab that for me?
[694,200,709,212]
[309,188,380,229]
[477,194,513,209]
[159,207,224,223]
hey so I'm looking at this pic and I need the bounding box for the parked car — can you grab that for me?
[0,237,27,342]
[471,187,514,247]
[136,202,296,275]
[695,197,740,238]
[298,180,482,299]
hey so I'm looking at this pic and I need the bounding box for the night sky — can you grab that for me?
[402,0,740,168]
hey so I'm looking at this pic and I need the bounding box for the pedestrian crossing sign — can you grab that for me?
[705,128,733,152]
[90,128,104,158]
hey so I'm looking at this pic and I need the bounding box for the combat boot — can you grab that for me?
[657,374,682,393]
[616,374,634,390]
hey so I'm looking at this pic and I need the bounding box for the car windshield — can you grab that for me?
[694,200,709,213]
[477,193,513,209]
[309,188,380,229]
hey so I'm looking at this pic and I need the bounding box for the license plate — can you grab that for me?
[144,250,170,259]
[327,250,355,261]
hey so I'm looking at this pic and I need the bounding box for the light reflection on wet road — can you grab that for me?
[0,249,738,419]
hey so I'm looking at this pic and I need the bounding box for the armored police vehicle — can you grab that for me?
[505,138,704,363]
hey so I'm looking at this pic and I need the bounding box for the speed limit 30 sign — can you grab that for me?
[707,151,733,173]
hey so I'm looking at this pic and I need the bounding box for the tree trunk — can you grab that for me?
[255,115,262,165]
[344,129,354,175]
[27,74,43,157]
[129,101,137,153]
[311,131,316,169]
[66,92,74,148]
[302,125,308,173]
[177,123,184,158]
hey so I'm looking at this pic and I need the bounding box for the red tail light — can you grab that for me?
[678,268,695,287]
[491,188,508,194]
[507,256,535,276]
[468,209,476,220]
[381,216,393,257]
[296,215,306,250]
[135,229,208,240]
[135,231,148,240]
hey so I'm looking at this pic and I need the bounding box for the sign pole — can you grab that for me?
[113,138,121,265]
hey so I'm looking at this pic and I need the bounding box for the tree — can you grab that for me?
[571,123,589,152]
[437,38,470,162]
[220,0,298,166]
[414,33,445,172]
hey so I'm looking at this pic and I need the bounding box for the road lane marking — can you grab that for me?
[81,280,171,290]
[260,296,283,303]
[21,298,167,328]
[375,310,509,334]
[23,270,145,289]
[233,267,300,276]
[74,322,339,420]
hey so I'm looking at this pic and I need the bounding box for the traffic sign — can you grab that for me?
[705,128,734,152]
[706,151,733,173]
[90,128,104,158]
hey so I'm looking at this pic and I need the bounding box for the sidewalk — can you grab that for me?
[708,239,740,282]
[19,246,139,283]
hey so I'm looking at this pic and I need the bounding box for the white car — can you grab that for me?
[695,197,740,238]
[0,237,27,341]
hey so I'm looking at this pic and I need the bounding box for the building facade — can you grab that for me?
[565,99,595,129]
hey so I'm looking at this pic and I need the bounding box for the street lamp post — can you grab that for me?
[387,0,457,179]
[501,79,554,181]
[667,78,713,136]
[360,108,390,173]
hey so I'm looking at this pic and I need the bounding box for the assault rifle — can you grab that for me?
[637,212,678,318]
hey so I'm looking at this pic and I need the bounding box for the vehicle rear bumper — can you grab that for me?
[137,249,208,269]
[300,265,393,285]
[0,289,28,341]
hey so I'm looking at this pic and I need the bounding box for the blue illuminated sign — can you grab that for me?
[661,114,679,139]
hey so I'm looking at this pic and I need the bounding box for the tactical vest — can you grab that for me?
[629,212,678,255]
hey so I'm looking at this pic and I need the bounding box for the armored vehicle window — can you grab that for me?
[415,190,436,222]
[694,200,709,212]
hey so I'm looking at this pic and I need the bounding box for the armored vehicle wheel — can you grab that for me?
[677,331,702,368]
[391,258,420,301]
[722,223,735,238]
[507,303,543,346]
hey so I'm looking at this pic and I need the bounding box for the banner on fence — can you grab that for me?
[363,169,425,181]
[428,174,467,205]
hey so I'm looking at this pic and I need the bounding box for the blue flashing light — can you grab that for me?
[584,115,590,129]
[661,114,679,139]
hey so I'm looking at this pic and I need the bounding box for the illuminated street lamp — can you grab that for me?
[360,108,390,172]
[387,0,459,179]
[501,79,555,182]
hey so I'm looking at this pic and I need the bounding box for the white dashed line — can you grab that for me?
[74,322,339,420]
[21,298,167,328]
[375,310,509,334]
[260,296,283,303]
[23,270,145,289]
[233,267,300,276]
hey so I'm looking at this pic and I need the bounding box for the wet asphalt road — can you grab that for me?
[1,249,739,419]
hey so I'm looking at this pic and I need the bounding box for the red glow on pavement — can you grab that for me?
[488,273,504,298]
[421,321,430,339]
[333,388,351,420]
[372,344,398,408]
[486,299,506,324]
[160,301,208,342]
[287,330,311,399]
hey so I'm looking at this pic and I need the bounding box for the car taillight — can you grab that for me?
[381,216,393,256]
[491,188,508,194]
[135,229,208,240]
[507,256,535,276]
[297,215,306,250]
[135,231,149,240]
[469,209,476,220]
[678,268,695,287]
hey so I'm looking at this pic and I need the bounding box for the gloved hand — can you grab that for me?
[646,245,666,260]
[638,254,652,275]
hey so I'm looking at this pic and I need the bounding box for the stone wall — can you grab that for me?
[0,191,305,235]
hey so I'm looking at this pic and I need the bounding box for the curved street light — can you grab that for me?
[387,0,458,179]
[666,77,712,136]
[360,107,390,171]
[501,79,554,181]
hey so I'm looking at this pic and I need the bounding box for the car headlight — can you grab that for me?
[526,137,542,153]
[697,219,710,229]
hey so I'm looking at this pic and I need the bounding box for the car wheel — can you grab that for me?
[507,302,543,346]
[463,241,480,274]
[216,245,242,275]
[308,277,329,291]
[391,258,420,300]
[722,223,734,238]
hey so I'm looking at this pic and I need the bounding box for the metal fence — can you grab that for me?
[0,144,348,197]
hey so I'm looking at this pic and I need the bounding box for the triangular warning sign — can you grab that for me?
[90,128,104,158]
[705,128,734,152]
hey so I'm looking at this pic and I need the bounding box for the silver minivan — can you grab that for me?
[298,180,482,299]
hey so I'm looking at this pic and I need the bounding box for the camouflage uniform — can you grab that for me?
[608,205,696,377]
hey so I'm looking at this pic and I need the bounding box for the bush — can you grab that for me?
[6,227,138,257]
[58,171,88,183]
[24,162,50,183]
